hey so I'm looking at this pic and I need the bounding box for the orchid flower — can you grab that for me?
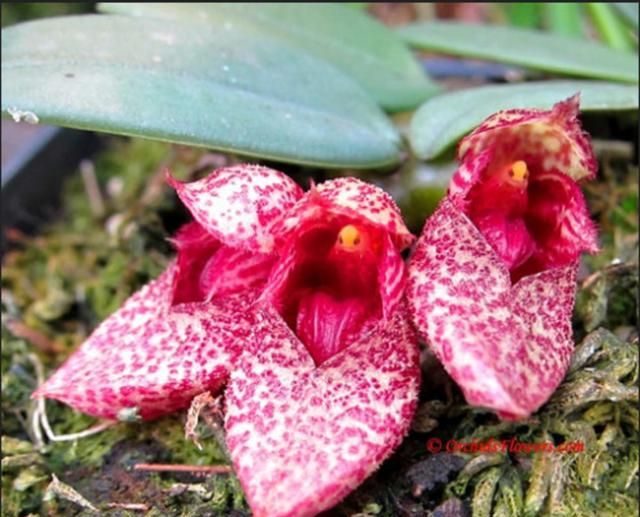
[34,165,304,420]
[407,95,598,420]
[224,178,420,516]
[34,168,421,517]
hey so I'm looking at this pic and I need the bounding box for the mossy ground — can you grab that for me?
[1,132,637,516]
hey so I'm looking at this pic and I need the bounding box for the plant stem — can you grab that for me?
[133,463,233,474]
[586,3,634,51]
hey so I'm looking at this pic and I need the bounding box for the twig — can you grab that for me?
[107,503,150,511]
[6,319,65,354]
[133,463,232,474]
[28,354,47,451]
[45,474,99,513]
[167,482,210,497]
[185,391,218,450]
[141,152,175,204]
[29,353,116,444]
[80,160,106,217]
[183,392,230,459]
[29,406,46,451]
[40,411,115,442]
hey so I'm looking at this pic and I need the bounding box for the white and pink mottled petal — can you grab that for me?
[407,199,578,419]
[169,221,220,305]
[167,165,304,253]
[457,95,597,186]
[33,265,254,421]
[377,233,406,320]
[224,304,420,517]
[200,245,276,301]
[274,178,414,251]
[527,171,599,268]
[258,239,299,310]
[498,264,577,418]
[448,147,494,201]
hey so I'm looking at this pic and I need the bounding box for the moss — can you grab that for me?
[148,415,228,467]
[1,466,48,516]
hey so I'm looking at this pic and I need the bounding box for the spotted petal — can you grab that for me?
[378,232,406,320]
[168,164,304,253]
[170,221,220,305]
[407,199,577,419]
[225,304,420,517]
[450,95,597,198]
[34,265,254,420]
[274,177,414,251]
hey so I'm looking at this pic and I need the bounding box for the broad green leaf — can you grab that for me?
[98,2,438,112]
[398,21,639,83]
[410,81,639,160]
[2,15,402,169]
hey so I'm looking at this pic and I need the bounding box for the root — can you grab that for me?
[28,353,115,448]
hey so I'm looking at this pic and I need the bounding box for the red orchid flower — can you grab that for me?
[224,178,420,517]
[407,95,598,420]
[34,165,304,420]
[34,170,421,517]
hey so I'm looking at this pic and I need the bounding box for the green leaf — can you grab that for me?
[544,3,585,38]
[98,2,438,112]
[345,3,369,10]
[586,3,635,52]
[504,3,542,29]
[398,21,639,83]
[613,2,639,30]
[2,15,402,169]
[410,81,639,160]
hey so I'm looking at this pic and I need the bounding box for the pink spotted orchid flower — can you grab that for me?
[225,178,420,516]
[34,167,421,517]
[407,95,598,420]
[34,165,304,420]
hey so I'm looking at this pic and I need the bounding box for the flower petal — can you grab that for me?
[167,165,304,253]
[524,170,599,266]
[452,95,597,198]
[170,220,276,304]
[224,304,420,517]
[378,232,406,320]
[170,221,220,305]
[275,177,415,251]
[256,238,298,310]
[448,146,494,203]
[33,264,253,421]
[407,199,577,418]
[200,245,276,302]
